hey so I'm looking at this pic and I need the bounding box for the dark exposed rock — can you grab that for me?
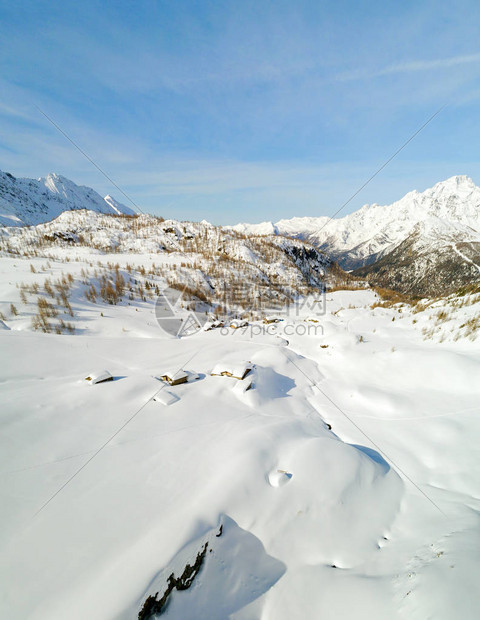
[353,230,480,297]
[138,543,208,619]
[138,524,223,619]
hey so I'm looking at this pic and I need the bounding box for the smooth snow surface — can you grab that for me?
[1,259,480,619]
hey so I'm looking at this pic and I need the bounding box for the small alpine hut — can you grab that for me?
[203,319,225,331]
[229,319,248,329]
[85,370,113,385]
[211,361,253,381]
[160,369,189,386]
[263,316,281,324]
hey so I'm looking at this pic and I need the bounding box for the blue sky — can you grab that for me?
[1,0,480,224]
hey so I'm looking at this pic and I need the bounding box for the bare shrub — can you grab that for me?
[37,297,58,318]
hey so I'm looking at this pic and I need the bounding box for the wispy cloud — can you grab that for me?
[0,102,35,122]
[2,2,480,224]
[337,52,480,82]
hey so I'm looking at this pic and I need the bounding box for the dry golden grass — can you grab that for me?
[370,286,415,309]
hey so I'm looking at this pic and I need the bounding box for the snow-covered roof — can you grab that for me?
[232,377,252,395]
[211,361,253,380]
[161,369,188,382]
[85,370,113,384]
[153,390,179,406]
[203,320,224,331]
[229,319,248,328]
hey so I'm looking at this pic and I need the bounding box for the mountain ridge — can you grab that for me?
[2,170,480,296]
[232,175,480,269]
[0,170,134,227]
[232,175,480,296]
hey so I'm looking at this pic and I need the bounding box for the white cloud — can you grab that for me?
[337,52,480,82]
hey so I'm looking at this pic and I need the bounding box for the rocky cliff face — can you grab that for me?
[353,221,480,297]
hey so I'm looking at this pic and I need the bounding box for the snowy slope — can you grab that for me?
[232,176,480,269]
[1,178,480,618]
[0,209,350,331]
[1,251,480,619]
[0,170,135,226]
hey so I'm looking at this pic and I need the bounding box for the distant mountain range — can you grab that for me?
[0,170,134,226]
[232,176,480,296]
[2,169,480,297]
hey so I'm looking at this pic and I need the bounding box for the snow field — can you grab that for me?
[0,258,480,618]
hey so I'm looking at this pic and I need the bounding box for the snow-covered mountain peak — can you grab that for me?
[43,171,68,185]
[230,175,480,271]
[0,169,135,226]
[232,220,278,236]
[432,174,475,192]
[42,172,81,199]
[347,175,480,223]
